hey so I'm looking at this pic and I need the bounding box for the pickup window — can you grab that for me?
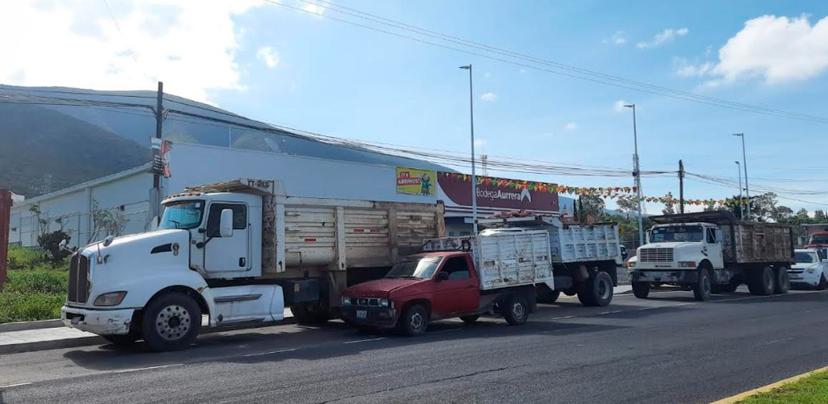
[385,256,441,279]
[441,257,471,280]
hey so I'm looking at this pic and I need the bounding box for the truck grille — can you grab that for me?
[68,253,90,303]
[639,248,674,263]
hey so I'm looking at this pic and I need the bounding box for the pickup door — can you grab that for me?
[430,255,480,318]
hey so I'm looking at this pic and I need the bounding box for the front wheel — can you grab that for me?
[693,267,712,301]
[632,282,650,299]
[503,295,529,326]
[141,292,201,352]
[398,304,429,336]
[817,274,828,290]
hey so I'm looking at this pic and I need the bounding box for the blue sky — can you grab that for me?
[3,0,828,212]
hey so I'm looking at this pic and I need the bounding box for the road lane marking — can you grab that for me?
[599,310,623,315]
[711,364,828,403]
[243,348,299,357]
[0,382,32,390]
[343,337,386,344]
[113,364,182,374]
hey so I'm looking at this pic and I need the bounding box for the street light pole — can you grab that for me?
[733,133,750,220]
[459,64,478,235]
[735,160,743,220]
[624,104,644,247]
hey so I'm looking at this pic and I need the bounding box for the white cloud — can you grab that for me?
[613,99,629,112]
[480,92,497,102]
[301,3,326,16]
[563,122,577,130]
[674,57,714,77]
[604,31,627,45]
[256,46,280,68]
[0,0,264,103]
[636,27,689,49]
[709,15,828,84]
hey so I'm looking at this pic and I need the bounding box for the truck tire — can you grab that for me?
[773,267,790,294]
[398,304,429,336]
[632,282,650,299]
[747,266,774,296]
[141,292,201,352]
[503,294,529,326]
[460,315,480,324]
[693,267,712,301]
[577,271,614,307]
[291,302,331,325]
[537,286,561,304]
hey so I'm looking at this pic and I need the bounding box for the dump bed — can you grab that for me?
[422,229,554,291]
[651,212,794,265]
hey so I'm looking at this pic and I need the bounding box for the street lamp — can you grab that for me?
[623,103,644,248]
[735,161,744,219]
[733,133,750,220]
[459,64,478,235]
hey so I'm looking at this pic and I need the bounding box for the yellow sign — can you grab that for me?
[396,167,436,196]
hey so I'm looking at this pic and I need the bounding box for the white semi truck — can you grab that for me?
[629,212,794,301]
[61,179,445,351]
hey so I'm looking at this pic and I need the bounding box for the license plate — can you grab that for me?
[356,310,367,319]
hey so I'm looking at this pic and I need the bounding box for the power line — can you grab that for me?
[266,0,828,125]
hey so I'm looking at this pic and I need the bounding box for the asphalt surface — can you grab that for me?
[1,287,828,404]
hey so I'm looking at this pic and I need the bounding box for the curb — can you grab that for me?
[0,319,63,333]
[0,316,297,355]
[711,365,828,403]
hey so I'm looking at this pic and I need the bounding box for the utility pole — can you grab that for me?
[733,133,750,220]
[736,161,744,220]
[152,81,164,225]
[459,65,478,235]
[624,104,644,247]
[678,160,685,214]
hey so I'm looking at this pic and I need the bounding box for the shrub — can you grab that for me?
[0,292,65,323]
[6,270,68,294]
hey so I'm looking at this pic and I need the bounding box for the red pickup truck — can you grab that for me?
[340,251,537,336]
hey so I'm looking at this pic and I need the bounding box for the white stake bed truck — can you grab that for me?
[479,216,622,307]
[61,179,445,351]
[630,211,794,300]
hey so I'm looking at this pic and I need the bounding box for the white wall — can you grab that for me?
[165,143,437,204]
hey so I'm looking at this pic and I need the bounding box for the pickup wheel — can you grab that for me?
[399,304,429,336]
[460,315,480,324]
[817,274,828,290]
[503,295,529,326]
[693,267,712,301]
[141,292,201,352]
[632,282,650,299]
[773,266,790,294]
[747,266,774,296]
[577,271,614,307]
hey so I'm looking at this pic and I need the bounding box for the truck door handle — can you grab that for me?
[239,257,246,267]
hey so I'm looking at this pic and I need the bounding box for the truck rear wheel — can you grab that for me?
[748,266,774,296]
[693,267,712,301]
[503,295,529,325]
[773,267,790,294]
[142,292,201,352]
[577,271,614,307]
[632,282,650,299]
[398,304,429,336]
[291,302,331,325]
[537,285,561,304]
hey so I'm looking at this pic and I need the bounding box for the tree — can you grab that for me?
[578,195,605,223]
[91,200,127,241]
[815,210,827,222]
[662,192,676,215]
[615,195,639,218]
[748,192,778,222]
[37,230,72,264]
[772,205,794,223]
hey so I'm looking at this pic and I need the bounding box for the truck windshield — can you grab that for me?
[810,235,828,244]
[385,256,441,279]
[795,252,817,263]
[159,201,204,230]
[651,225,703,242]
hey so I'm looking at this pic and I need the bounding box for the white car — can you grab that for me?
[788,249,828,290]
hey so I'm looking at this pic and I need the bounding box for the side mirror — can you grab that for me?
[219,209,234,238]
[435,272,450,281]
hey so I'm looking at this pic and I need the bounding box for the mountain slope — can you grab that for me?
[0,103,150,197]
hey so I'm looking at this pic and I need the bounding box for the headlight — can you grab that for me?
[678,261,697,268]
[807,268,816,273]
[625,260,636,268]
[93,291,127,306]
[379,298,390,307]
[341,296,352,305]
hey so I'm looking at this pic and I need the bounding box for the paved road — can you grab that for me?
[2,288,828,404]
